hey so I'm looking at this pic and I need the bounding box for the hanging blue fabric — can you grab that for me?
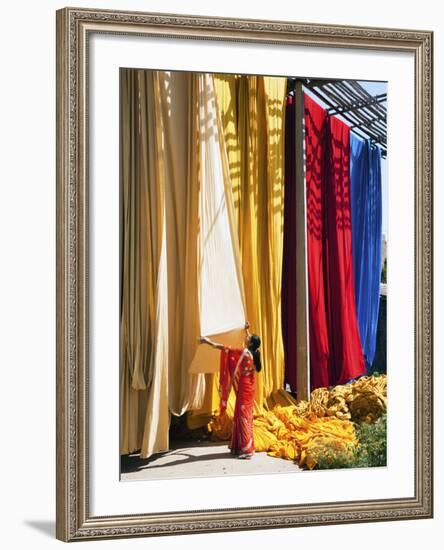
[350,134,383,371]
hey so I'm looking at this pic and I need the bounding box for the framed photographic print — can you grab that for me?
[56,7,433,542]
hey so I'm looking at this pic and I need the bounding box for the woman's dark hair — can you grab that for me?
[248,334,261,372]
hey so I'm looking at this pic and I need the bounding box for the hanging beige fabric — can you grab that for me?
[120,70,207,458]
[189,73,247,375]
[158,71,206,417]
[120,69,169,456]
[140,217,170,458]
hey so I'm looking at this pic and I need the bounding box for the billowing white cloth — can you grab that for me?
[189,74,247,374]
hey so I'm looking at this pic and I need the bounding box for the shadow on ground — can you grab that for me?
[23,519,55,538]
[121,440,229,473]
[120,439,301,481]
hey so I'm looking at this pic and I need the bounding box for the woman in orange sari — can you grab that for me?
[199,322,261,459]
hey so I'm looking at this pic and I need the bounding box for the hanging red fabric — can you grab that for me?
[324,114,366,384]
[304,94,331,389]
[303,93,365,388]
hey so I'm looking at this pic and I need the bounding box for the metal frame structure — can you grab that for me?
[288,77,387,157]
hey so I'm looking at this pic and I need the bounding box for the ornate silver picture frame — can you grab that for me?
[56,7,433,542]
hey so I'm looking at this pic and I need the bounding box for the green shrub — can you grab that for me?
[354,414,387,467]
[314,414,387,470]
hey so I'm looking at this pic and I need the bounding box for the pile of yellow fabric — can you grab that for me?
[208,374,387,469]
[209,406,357,470]
[256,407,357,470]
[299,374,387,423]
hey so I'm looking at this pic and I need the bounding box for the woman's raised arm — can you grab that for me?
[198,336,225,350]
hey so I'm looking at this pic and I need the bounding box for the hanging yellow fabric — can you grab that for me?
[215,74,287,405]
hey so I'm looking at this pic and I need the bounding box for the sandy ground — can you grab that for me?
[120,439,302,481]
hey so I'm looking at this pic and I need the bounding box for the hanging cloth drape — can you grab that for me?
[350,134,383,369]
[303,94,331,390]
[213,74,287,407]
[121,69,251,453]
[121,69,216,458]
[120,69,170,456]
[303,93,365,388]
[188,73,247,375]
[324,114,366,385]
[187,75,245,428]
[281,94,298,392]
[188,74,287,426]
[159,71,206,419]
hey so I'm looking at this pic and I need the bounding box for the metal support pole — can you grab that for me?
[294,81,310,401]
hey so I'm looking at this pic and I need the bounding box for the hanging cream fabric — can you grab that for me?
[189,73,247,375]
[198,73,246,337]
[157,71,206,417]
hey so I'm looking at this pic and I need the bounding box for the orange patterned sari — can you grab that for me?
[219,347,255,457]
